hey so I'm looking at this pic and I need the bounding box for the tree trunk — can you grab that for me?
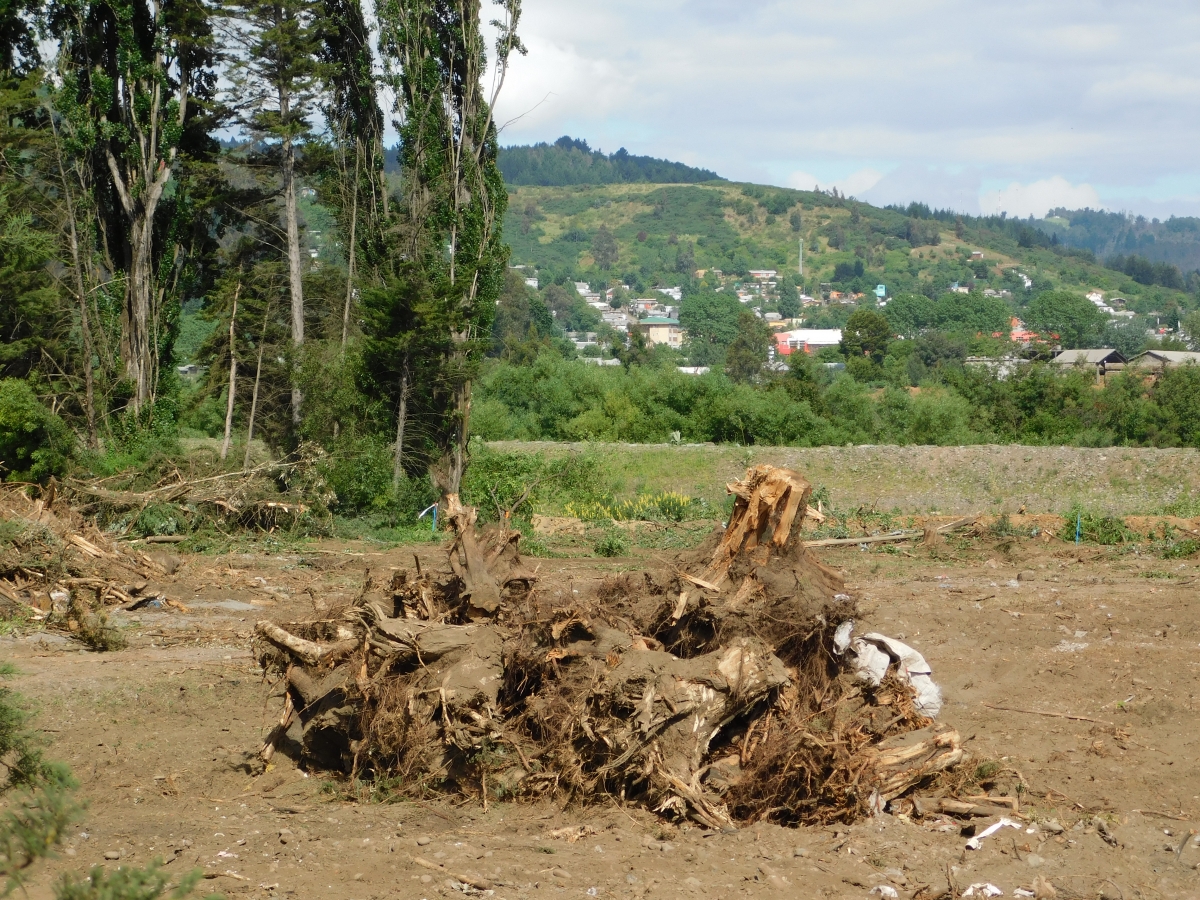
[220,283,241,461]
[121,217,157,412]
[341,140,360,349]
[280,88,305,426]
[105,127,174,416]
[392,361,409,490]
[51,123,98,450]
[445,336,471,495]
[243,306,269,471]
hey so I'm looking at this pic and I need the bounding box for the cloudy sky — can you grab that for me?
[489,0,1200,219]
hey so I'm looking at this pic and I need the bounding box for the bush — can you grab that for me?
[320,436,439,524]
[461,441,609,525]
[1059,505,1137,545]
[0,380,73,483]
[593,530,627,557]
[564,491,709,523]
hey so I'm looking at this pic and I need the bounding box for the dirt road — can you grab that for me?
[6,533,1199,899]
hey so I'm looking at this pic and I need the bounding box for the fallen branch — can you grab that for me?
[412,856,493,891]
[804,531,923,548]
[982,702,1110,725]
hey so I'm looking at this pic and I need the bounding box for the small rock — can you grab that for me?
[278,830,293,845]
[104,851,120,860]
[883,868,907,886]
[1043,820,1064,834]
[419,875,432,884]
[551,867,571,880]
[443,878,459,891]
[684,877,701,888]
[416,836,432,846]
[792,846,809,858]
[1026,854,1045,868]
[1017,571,1035,582]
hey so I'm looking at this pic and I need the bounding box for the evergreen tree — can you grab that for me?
[221,0,323,426]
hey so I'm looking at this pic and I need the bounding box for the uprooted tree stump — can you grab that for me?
[253,465,963,826]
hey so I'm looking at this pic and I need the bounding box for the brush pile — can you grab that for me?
[0,483,178,646]
[254,466,963,826]
[63,444,334,537]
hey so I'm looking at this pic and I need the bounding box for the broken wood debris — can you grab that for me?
[251,465,963,828]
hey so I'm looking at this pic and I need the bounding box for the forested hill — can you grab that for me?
[1038,208,1200,275]
[498,136,722,186]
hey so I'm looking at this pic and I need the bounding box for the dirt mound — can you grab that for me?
[253,466,962,826]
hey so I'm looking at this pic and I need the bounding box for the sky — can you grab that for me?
[488,0,1200,219]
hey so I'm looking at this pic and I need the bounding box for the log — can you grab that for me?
[67,533,108,558]
[804,531,923,549]
[255,621,359,665]
[869,726,963,801]
[912,797,1019,818]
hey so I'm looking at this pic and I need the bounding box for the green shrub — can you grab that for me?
[56,861,215,900]
[1059,505,1137,545]
[593,530,627,557]
[0,380,73,483]
[319,436,439,525]
[564,490,709,523]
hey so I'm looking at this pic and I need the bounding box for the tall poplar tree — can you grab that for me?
[318,0,384,344]
[376,0,524,495]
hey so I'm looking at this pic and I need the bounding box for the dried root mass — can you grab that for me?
[253,470,963,826]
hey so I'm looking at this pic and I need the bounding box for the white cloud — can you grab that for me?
[485,0,1200,217]
[981,177,1103,219]
[786,168,883,197]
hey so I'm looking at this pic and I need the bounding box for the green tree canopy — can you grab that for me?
[1025,290,1106,348]
[725,310,773,382]
[679,289,743,365]
[592,225,618,269]
[840,309,892,363]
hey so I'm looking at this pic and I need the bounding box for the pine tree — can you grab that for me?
[221,0,323,426]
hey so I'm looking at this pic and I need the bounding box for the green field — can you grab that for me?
[489,441,1200,517]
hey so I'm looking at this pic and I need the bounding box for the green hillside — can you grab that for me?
[504,181,1199,338]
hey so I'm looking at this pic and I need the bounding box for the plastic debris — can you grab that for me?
[966,817,1022,850]
[962,885,1003,898]
[836,623,943,717]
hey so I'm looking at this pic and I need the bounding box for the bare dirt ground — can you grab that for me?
[6,530,1200,900]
